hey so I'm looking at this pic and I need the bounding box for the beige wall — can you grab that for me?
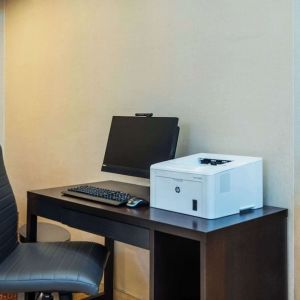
[4,0,294,299]
[294,0,300,298]
[0,0,4,146]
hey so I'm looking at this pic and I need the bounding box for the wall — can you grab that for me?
[4,0,294,299]
[0,0,4,147]
[294,0,300,297]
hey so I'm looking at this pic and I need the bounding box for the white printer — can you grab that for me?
[150,153,263,219]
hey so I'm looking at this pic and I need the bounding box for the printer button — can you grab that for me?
[192,199,198,211]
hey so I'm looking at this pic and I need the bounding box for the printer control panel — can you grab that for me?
[199,158,232,166]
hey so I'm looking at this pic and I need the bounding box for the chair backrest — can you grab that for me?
[0,146,18,263]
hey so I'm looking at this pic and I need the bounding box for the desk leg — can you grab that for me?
[25,197,38,300]
[104,237,114,300]
[26,198,37,242]
[150,231,154,300]
[200,214,287,300]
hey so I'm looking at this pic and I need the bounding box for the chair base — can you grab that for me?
[34,292,72,300]
[41,294,53,300]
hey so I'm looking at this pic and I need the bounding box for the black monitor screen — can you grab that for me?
[102,116,179,178]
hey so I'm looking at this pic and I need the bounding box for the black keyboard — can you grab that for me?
[62,185,132,206]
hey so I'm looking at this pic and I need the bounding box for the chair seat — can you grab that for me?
[0,242,108,295]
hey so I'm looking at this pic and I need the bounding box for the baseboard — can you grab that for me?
[16,288,141,300]
[114,289,140,300]
[99,282,141,300]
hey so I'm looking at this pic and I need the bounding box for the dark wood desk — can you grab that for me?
[26,181,287,300]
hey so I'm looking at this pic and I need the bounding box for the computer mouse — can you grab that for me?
[126,197,148,208]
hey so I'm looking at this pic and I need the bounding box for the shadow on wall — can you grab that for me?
[176,122,190,157]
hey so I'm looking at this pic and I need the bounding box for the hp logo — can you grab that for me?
[175,186,181,193]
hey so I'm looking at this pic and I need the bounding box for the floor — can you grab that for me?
[16,293,86,300]
[0,294,17,300]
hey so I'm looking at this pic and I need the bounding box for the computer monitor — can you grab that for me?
[101,116,179,178]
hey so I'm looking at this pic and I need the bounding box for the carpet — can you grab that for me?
[0,294,17,300]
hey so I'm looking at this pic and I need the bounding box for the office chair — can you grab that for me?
[0,146,109,300]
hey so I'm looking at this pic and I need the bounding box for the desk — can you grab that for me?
[26,181,287,300]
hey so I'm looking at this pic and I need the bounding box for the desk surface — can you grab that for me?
[29,180,287,234]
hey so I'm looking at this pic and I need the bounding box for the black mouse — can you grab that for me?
[126,197,148,208]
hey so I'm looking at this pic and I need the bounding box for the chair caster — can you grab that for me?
[41,294,53,300]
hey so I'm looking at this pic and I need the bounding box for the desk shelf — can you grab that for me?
[150,211,286,300]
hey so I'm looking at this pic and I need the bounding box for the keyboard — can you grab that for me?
[62,185,132,206]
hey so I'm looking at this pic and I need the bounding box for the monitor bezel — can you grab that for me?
[101,116,179,179]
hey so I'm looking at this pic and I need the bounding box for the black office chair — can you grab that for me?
[0,146,109,300]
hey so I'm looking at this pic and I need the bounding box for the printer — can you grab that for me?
[150,153,263,219]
